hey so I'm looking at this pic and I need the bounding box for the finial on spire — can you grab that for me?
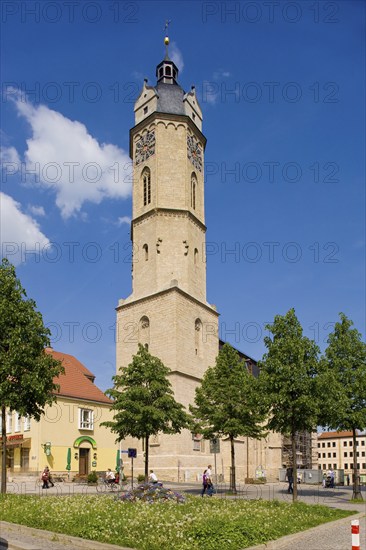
[164,19,171,55]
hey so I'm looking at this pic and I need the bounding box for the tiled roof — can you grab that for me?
[318,430,361,439]
[45,348,111,405]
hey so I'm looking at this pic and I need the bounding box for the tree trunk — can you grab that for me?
[230,435,236,494]
[292,429,298,502]
[144,435,149,482]
[1,405,6,494]
[352,427,363,500]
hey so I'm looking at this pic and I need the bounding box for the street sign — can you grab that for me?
[128,448,137,458]
[210,439,220,454]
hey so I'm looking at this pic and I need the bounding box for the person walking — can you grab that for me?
[201,469,208,497]
[286,466,294,494]
[329,468,335,488]
[45,466,54,487]
[41,466,49,489]
[322,472,327,488]
[206,464,214,496]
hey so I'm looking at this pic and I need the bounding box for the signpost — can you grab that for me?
[128,448,137,489]
[210,439,220,482]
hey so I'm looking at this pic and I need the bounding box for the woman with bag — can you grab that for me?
[41,466,49,489]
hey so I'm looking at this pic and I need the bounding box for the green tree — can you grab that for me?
[318,313,366,500]
[190,343,267,493]
[258,309,320,502]
[0,259,63,493]
[102,344,191,481]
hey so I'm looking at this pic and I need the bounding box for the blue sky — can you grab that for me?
[1,0,365,391]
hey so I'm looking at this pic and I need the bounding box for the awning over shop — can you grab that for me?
[73,436,97,449]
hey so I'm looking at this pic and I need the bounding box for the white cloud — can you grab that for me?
[28,204,46,217]
[170,42,184,72]
[117,216,131,226]
[213,70,231,80]
[9,91,132,219]
[0,192,49,266]
[0,146,21,165]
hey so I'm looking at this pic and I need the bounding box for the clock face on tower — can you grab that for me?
[135,131,155,165]
[187,134,202,172]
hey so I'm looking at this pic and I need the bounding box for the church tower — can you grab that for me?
[116,35,219,479]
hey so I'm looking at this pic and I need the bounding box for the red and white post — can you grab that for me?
[351,519,360,550]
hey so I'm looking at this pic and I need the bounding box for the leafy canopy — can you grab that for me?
[318,313,366,431]
[0,259,63,419]
[190,343,266,440]
[102,344,191,440]
[258,308,320,435]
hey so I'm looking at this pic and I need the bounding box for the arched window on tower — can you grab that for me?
[142,168,151,206]
[195,318,202,357]
[139,316,150,350]
[191,173,197,210]
[143,244,149,261]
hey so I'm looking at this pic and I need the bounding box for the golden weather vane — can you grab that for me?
[164,19,171,52]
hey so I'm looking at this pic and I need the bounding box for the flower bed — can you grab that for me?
[118,482,185,503]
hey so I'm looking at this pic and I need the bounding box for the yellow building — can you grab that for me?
[317,430,366,482]
[2,349,117,478]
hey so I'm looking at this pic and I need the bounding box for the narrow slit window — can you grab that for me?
[143,244,149,261]
[143,168,151,206]
[191,173,197,210]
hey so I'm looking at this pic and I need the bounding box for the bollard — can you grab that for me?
[351,519,360,550]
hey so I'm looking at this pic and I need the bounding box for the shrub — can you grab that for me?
[137,474,146,483]
[87,471,98,484]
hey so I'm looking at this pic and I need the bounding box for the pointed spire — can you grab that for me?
[156,20,179,85]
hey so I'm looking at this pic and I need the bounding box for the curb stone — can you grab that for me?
[244,512,365,550]
[0,522,134,550]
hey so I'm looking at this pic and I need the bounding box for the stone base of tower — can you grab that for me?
[115,285,283,484]
[118,430,282,483]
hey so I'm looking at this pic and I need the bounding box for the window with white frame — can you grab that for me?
[79,408,94,430]
[23,416,31,431]
[6,411,13,433]
[14,413,21,433]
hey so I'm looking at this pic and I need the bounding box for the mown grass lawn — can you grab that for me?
[0,494,354,550]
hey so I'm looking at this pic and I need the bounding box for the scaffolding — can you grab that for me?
[282,431,318,469]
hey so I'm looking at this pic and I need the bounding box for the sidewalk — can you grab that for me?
[0,521,132,550]
[246,513,366,550]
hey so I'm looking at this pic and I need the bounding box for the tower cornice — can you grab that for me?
[130,207,206,240]
[129,111,207,159]
[116,285,219,317]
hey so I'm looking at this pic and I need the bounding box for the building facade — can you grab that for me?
[115,39,283,482]
[317,430,366,482]
[2,349,117,478]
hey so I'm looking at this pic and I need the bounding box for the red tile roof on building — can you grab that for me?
[45,348,111,405]
[318,430,361,439]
